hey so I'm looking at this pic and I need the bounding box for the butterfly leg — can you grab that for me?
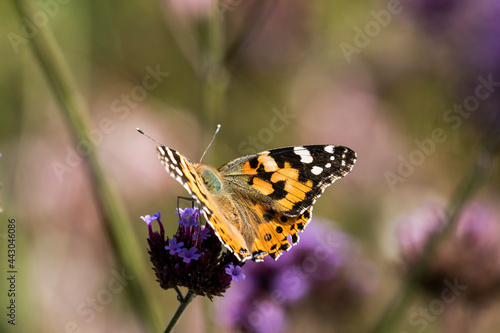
[176,196,197,209]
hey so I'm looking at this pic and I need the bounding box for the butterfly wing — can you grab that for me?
[233,191,313,261]
[219,145,356,216]
[157,146,252,261]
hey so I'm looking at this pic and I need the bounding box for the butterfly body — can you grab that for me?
[158,145,356,262]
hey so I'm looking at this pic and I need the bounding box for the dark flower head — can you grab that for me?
[396,202,500,304]
[143,207,245,299]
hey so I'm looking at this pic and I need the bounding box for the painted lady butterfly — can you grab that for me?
[157,144,356,262]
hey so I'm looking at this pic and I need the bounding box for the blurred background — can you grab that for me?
[1,0,500,332]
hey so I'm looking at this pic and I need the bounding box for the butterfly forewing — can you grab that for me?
[219,145,356,216]
[157,146,252,261]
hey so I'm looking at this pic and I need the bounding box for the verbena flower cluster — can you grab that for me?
[142,207,245,299]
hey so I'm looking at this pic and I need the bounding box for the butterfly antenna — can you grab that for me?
[199,124,221,163]
[136,128,164,146]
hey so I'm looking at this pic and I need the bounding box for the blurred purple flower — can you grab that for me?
[144,207,244,299]
[216,218,378,332]
[404,0,462,32]
[405,0,500,134]
[396,202,500,303]
[246,300,286,333]
[395,204,445,265]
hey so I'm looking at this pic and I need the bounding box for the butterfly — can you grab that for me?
[157,144,356,262]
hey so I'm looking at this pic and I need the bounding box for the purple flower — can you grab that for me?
[144,207,244,299]
[192,226,211,241]
[178,247,202,263]
[140,214,156,224]
[141,212,164,238]
[225,263,245,282]
[164,237,184,255]
[177,207,199,227]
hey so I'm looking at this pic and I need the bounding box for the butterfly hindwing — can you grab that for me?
[244,198,312,261]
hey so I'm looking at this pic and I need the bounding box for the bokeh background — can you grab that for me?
[1,0,500,332]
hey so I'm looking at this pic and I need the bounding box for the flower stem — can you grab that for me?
[164,289,196,333]
[202,3,228,128]
[368,149,493,333]
[9,0,161,330]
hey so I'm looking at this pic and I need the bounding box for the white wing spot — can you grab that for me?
[167,149,177,165]
[330,156,335,161]
[324,145,335,154]
[325,163,332,168]
[311,166,323,175]
[341,160,346,167]
[294,146,313,163]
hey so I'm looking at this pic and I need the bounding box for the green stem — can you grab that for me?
[164,290,196,333]
[202,3,228,128]
[174,286,184,300]
[369,151,492,333]
[10,0,160,331]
